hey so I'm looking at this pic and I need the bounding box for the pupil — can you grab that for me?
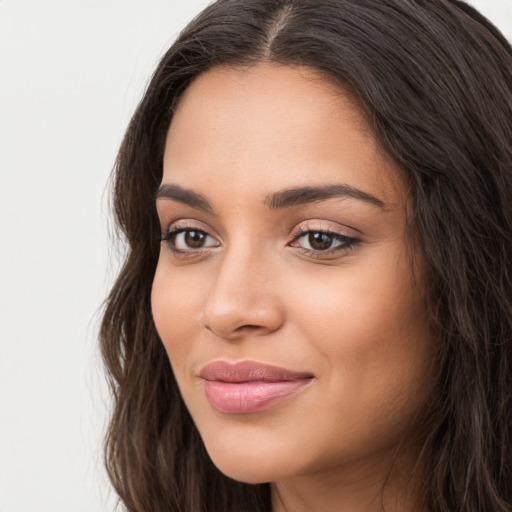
[309,232,332,250]
[185,230,205,248]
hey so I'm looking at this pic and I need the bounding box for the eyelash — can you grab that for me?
[159,223,360,259]
[288,225,360,258]
[160,223,219,256]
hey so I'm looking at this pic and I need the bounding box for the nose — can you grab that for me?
[200,245,285,340]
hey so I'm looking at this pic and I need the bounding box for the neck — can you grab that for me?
[271,446,428,512]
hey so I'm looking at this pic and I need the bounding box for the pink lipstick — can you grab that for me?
[199,361,314,414]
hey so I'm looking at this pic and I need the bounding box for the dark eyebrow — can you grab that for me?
[264,184,385,209]
[155,182,384,213]
[155,184,213,212]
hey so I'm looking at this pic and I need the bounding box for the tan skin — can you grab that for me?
[152,63,433,512]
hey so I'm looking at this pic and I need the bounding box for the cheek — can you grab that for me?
[290,247,431,402]
[292,260,423,342]
[151,259,204,367]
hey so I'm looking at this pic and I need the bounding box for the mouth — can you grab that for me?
[198,360,314,414]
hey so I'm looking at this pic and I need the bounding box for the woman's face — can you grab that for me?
[152,63,433,485]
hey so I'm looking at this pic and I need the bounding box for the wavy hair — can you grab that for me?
[100,1,512,510]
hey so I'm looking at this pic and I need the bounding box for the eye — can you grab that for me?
[290,229,359,255]
[303,232,337,251]
[161,227,219,253]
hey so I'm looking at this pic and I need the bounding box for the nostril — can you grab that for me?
[204,323,260,333]
[236,324,261,331]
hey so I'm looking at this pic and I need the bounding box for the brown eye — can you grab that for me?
[184,230,207,248]
[162,228,219,253]
[308,232,333,250]
[290,229,359,255]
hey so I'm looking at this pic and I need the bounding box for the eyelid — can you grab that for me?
[160,219,222,256]
[159,218,361,259]
[288,219,361,258]
[289,219,360,239]
[161,218,220,238]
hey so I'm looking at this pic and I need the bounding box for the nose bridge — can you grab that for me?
[201,236,282,338]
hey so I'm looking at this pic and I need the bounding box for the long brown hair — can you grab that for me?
[100,1,512,510]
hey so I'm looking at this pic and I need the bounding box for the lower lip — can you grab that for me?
[203,379,312,414]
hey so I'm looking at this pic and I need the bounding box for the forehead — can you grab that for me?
[162,63,406,207]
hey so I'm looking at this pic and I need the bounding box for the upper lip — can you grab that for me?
[199,360,314,383]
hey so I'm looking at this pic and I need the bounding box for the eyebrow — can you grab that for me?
[155,183,385,211]
[263,184,385,209]
[155,184,213,212]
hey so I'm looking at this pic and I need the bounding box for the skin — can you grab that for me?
[152,63,433,512]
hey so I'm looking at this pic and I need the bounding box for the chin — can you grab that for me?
[202,435,291,484]
[216,465,273,485]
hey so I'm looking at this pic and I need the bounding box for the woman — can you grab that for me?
[100,1,512,510]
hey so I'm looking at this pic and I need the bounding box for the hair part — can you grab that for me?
[101,1,512,510]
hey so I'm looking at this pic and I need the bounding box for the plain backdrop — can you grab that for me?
[0,1,510,511]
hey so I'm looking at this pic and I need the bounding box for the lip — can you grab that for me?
[198,360,314,414]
